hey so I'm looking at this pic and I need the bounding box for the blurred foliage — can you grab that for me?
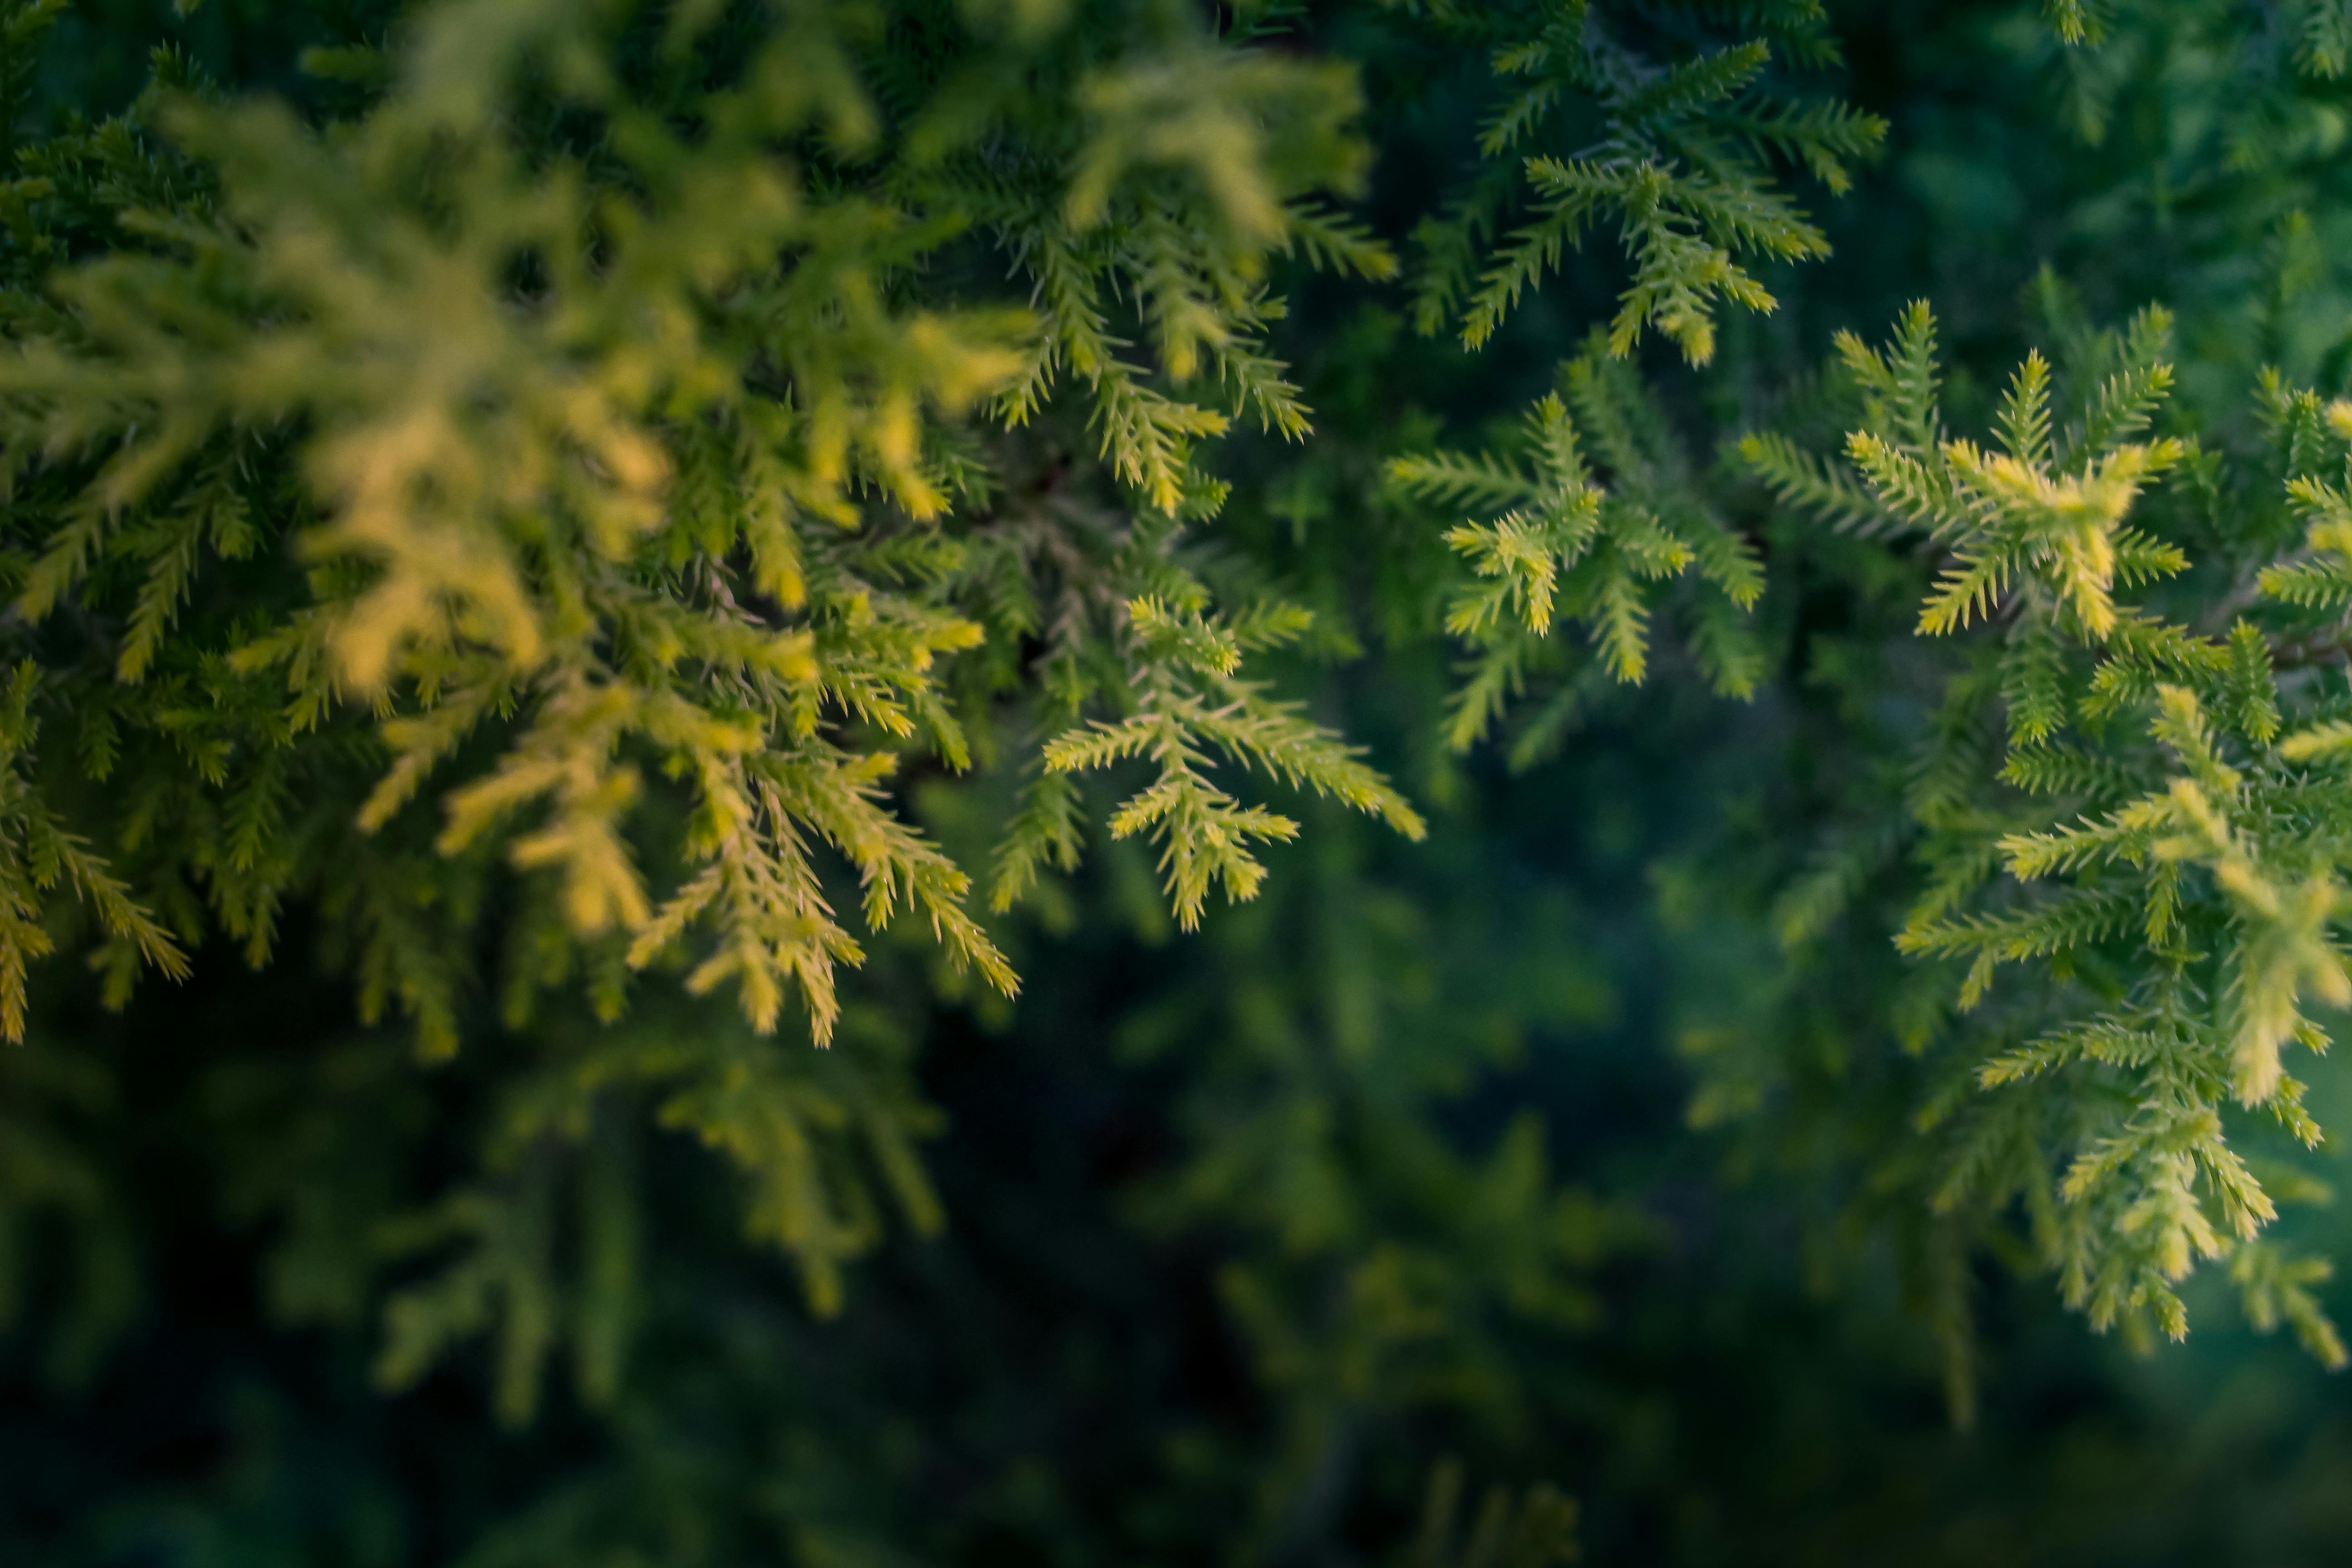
[16,1,2352,1566]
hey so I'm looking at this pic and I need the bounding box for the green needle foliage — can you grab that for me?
[0,0,1461,1435]
[0,0,1438,1062]
[1748,299,2352,1359]
[1391,333,1764,755]
[1403,0,1883,364]
[22,0,2352,1563]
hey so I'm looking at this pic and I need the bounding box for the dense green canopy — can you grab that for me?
[12,0,2352,1562]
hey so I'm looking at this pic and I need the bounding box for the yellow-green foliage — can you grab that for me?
[1390,336,1764,758]
[1739,297,2352,1366]
[0,0,1449,1403]
[28,0,2352,1456]
[0,0,1405,1050]
[0,0,1896,1430]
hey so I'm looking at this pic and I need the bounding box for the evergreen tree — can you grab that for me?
[15,2,2352,1564]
